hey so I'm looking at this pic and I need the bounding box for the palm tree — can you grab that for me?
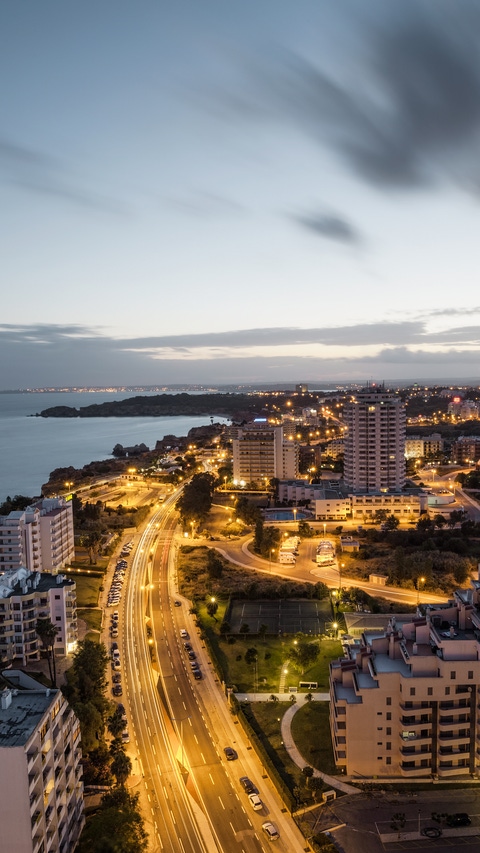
[111,749,132,786]
[35,618,59,687]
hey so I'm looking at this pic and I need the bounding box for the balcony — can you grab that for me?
[400,715,431,727]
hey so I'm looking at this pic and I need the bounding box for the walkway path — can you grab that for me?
[234,693,359,796]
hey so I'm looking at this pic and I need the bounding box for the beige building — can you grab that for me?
[330,581,480,779]
[404,433,443,459]
[344,387,406,492]
[0,670,84,852]
[350,492,426,522]
[0,568,77,665]
[232,423,298,485]
[0,497,74,575]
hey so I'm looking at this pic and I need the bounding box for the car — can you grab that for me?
[187,651,196,660]
[262,822,280,841]
[112,611,119,619]
[111,630,119,638]
[111,642,118,651]
[248,793,263,811]
[122,729,130,744]
[112,684,123,696]
[112,659,121,671]
[113,648,121,658]
[183,643,192,651]
[117,703,127,722]
[112,672,122,683]
[224,747,238,761]
[190,661,199,669]
[180,629,188,639]
[446,813,471,827]
[174,600,181,607]
[193,670,202,680]
[240,777,256,794]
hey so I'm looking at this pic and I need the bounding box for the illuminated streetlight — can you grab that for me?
[417,576,426,606]
[269,548,275,571]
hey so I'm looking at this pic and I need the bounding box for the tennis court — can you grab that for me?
[227,599,329,635]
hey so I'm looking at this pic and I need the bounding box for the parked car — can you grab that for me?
[187,651,196,660]
[239,777,256,794]
[183,643,192,651]
[112,684,123,696]
[112,659,121,671]
[122,729,130,744]
[446,813,471,827]
[193,670,202,680]
[262,822,280,841]
[174,600,181,607]
[224,747,238,761]
[190,661,199,669]
[112,672,122,683]
[117,703,127,722]
[180,629,188,639]
[248,793,263,811]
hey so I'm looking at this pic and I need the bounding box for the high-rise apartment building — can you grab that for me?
[0,568,78,665]
[232,423,299,485]
[0,670,84,852]
[0,497,74,575]
[330,580,480,779]
[343,387,406,492]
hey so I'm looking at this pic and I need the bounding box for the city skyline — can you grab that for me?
[3,2,480,389]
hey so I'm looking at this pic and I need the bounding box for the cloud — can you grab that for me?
[217,4,480,191]
[292,210,361,244]
[2,322,480,387]
[166,190,246,217]
[0,136,127,213]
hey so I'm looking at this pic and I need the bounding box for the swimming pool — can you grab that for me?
[263,510,309,521]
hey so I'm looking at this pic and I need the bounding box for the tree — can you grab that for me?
[304,692,313,703]
[373,509,389,524]
[81,744,113,787]
[258,623,268,642]
[86,529,103,564]
[35,617,59,687]
[175,472,216,524]
[290,639,321,675]
[433,514,446,529]
[107,707,125,740]
[302,765,314,787]
[77,788,148,853]
[245,647,258,665]
[384,514,399,531]
[240,623,250,639]
[219,620,230,639]
[111,749,132,787]
[206,549,223,578]
[206,600,218,619]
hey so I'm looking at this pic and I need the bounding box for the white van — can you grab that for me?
[279,551,296,565]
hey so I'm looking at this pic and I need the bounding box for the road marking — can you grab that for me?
[193,735,198,744]
[229,822,236,835]
[218,796,225,810]
[200,752,206,763]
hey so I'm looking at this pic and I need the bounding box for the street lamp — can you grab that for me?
[416,576,426,606]
[323,523,326,538]
[339,563,344,592]
[269,548,275,571]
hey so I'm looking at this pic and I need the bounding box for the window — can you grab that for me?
[410,688,416,696]
[468,671,473,680]
[386,697,392,706]
[386,728,391,735]
[445,687,450,696]
[427,687,433,696]
[386,757,392,765]
[54,595,60,600]
[386,712,392,721]
[451,671,456,680]
[386,742,391,751]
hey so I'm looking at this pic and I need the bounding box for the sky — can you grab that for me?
[2,0,480,389]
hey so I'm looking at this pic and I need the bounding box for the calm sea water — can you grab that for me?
[0,392,229,502]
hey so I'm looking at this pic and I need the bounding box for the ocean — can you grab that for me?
[0,391,229,503]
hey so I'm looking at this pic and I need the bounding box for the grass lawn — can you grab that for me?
[199,612,342,693]
[73,575,103,607]
[290,701,337,774]
[77,608,103,633]
[241,702,309,793]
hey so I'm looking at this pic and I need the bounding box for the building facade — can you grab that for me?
[0,497,74,576]
[0,671,84,852]
[350,492,426,522]
[404,433,444,459]
[232,423,299,484]
[0,568,77,665]
[330,580,480,779]
[343,387,406,493]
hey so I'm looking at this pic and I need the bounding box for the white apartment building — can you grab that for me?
[0,497,74,575]
[232,423,299,484]
[330,580,480,779]
[0,568,77,665]
[343,387,406,492]
[0,671,84,853]
[448,399,479,419]
[277,480,350,520]
[404,433,444,459]
[350,492,427,522]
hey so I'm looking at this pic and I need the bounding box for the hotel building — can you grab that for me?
[343,388,406,493]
